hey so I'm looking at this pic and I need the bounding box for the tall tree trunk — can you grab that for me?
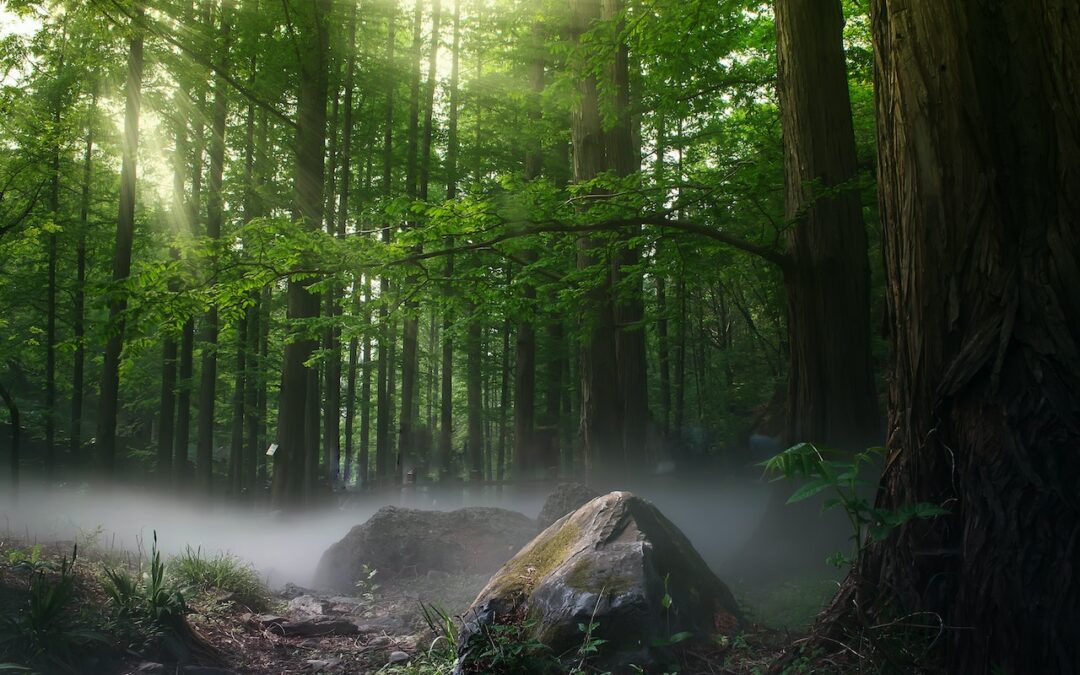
[829,2,1080,673]
[272,0,330,506]
[359,278,373,486]
[70,85,97,460]
[602,0,648,467]
[398,0,427,482]
[45,65,63,480]
[338,2,358,487]
[570,0,621,478]
[654,118,671,437]
[323,78,342,488]
[375,0,397,484]
[96,5,144,476]
[775,0,878,450]
[513,21,543,477]
[196,1,233,493]
[438,0,461,480]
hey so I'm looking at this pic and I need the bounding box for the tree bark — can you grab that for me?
[438,0,461,480]
[196,1,233,493]
[95,5,144,476]
[272,0,330,506]
[775,0,878,450]
[1,380,19,496]
[832,2,1080,672]
[70,85,97,460]
[466,315,483,479]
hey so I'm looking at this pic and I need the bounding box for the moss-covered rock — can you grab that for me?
[456,491,742,673]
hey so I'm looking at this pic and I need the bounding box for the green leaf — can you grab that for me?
[787,478,833,504]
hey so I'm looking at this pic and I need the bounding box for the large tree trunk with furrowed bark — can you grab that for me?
[800,2,1080,673]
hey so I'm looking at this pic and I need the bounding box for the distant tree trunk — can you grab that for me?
[256,283,270,486]
[398,0,427,482]
[602,0,648,466]
[1,381,18,495]
[70,85,97,459]
[673,269,686,442]
[774,0,878,449]
[228,312,247,496]
[338,2,357,487]
[375,0,397,484]
[826,2,1080,673]
[466,315,483,479]
[497,315,510,482]
[654,119,671,437]
[45,64,63,480]
[196,2,233,493]
[96,6,144,475]
[438,0,461,480]
[241,50,260,498]
[272,0,330,506]
[513,20,543,477]
[570,0,621,478]
[323,78,342,488]
[359,278,373,486]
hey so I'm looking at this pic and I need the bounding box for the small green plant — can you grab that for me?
[5,545,46,573]
[169,546,268,610]
[762,443,948,568]
[0,545,105,672]
[354,564,381,617]
[101,532,193,660]
[464,618,558,674]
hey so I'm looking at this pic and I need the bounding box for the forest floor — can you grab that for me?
[0,537,834,674]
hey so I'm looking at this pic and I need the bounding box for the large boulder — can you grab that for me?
[456,492,741,673]
[535,482,599,531]
[314,506,535,591]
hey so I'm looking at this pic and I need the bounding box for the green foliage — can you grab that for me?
[168,546,268,611]
[353,563,381,617]
[101,532,188,657]
[0,546,106,673]
[462,618,559,674]
[762,444,948,569]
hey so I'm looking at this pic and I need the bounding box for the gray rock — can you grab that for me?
[388,651,410,664]
[288,594,332,616]
[314,505,535,591]
[535,482,600,531]
[182,668,238,675]
[251,613,287,626]
[367,635,391,647]
[353,614,408,635]
[304,658,344,672]
[456,491,742,673]
[136,663,165,674]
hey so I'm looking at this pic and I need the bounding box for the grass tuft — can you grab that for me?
[168,547,268,611]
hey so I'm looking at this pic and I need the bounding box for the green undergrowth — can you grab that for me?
[168,546,269,611]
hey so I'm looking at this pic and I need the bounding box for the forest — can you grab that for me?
[0,0,1077,673]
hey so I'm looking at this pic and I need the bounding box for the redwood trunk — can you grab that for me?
[851,1,1080,672]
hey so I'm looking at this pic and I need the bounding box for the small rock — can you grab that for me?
[137,663,165,674]
[388,651,410,664]
[353,614,407,635]
[251,613,286,626]
[289,594,332,616]
[535,482,600,531]
[367,635,391,647]
[305,658,344,672]
[280,582,309,599]
[182,668,238,675]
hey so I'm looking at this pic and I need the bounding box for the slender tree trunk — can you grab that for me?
[398,0,427,482]
[375,0,397,484]
[96,6,144,476]
[70,86,97,460]
[513,21,543,477]
[272,0,330,506]
[196,2,233,493]
[45,73,62,480]
[1,381,19,496]
[498,313,510,483]
[466,316,483,479]
[322,77,342,488]
[438,0,461,480]
[228,312,247,496]
[337,2,357,487]
[359,278,373,486]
